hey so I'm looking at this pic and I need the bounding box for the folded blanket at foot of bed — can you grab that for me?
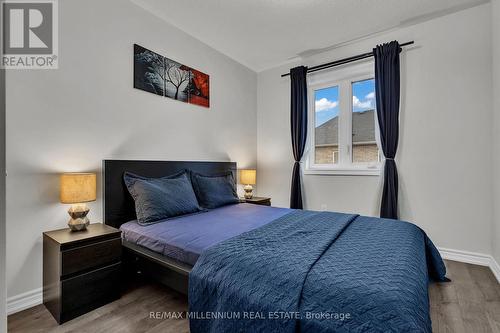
[188,210,447,333]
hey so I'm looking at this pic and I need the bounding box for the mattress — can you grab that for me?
[120,203,291,265]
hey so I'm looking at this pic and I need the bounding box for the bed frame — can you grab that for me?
[102,159,237,294]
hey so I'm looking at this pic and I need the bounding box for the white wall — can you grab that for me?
[492,0,500,264]
[257,4,493,254]
[5,0,256,299]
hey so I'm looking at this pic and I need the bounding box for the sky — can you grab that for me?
[315,78,375,127]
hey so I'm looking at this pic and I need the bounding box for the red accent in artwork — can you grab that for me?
[188,69,210,108]
[189,95,209,107]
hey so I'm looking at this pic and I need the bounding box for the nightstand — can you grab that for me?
[241,196,271,206]
[43,223,122,324]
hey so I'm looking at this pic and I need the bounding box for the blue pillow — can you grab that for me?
[191,172,240,209]
[123,170,203,225]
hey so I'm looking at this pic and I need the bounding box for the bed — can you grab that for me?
[103,159,448,333]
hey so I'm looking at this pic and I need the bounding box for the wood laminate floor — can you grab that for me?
[8,260,500,333]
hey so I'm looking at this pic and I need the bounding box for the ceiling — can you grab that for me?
[132,0,488,72]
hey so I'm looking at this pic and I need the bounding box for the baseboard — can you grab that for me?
[438,247,500,283]
[438,247,491,266]
[490,257,500,283]
[6,287,42,315]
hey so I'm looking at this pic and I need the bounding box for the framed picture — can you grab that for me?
[164,58,190,102]
[187,68,210,108]
[133,44,164,97]
[133,44,210,108]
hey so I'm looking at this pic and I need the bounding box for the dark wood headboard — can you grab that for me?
[102,160,237,228]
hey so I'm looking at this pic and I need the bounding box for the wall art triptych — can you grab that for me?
[133,44,210,108]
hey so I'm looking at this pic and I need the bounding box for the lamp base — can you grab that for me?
[244,184,253,199]
[67,204,90,231]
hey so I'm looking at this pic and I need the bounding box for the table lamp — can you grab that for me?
[60,173,97,231]
[240,169,256,199]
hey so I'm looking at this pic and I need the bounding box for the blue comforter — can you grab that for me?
[189,210,447,333]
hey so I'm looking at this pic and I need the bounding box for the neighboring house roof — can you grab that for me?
[315,109,376,145]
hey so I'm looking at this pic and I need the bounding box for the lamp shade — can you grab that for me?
[60,173,97,204]
[240,169,256,185]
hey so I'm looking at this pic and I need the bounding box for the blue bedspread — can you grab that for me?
[189,210,447,333]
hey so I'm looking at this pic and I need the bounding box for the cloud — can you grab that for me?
[315,98,338,112]
[365,92,375,100]
[353,95,373,109]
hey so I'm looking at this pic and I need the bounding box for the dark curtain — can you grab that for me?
[289,66,308,209]
[373,41,400,219]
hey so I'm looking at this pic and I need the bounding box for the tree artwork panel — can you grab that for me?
[164,58,190,102]
[133,44,210,108]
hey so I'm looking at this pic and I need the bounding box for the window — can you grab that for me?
[352,79,381,164]
[314,85,339,165]
[306,63,381,175]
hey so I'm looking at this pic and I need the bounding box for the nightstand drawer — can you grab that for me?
[254,199,271,206]
[61,262,121,322]
[242,197,271,206]
[61,237,121,276]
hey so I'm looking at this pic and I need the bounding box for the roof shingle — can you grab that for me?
[315,109,376,145]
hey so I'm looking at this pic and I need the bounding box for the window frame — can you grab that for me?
[304,61,381,176]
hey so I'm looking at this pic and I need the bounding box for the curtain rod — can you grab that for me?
[281,41,414,78]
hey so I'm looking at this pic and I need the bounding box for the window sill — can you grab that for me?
[304,166,381,176]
